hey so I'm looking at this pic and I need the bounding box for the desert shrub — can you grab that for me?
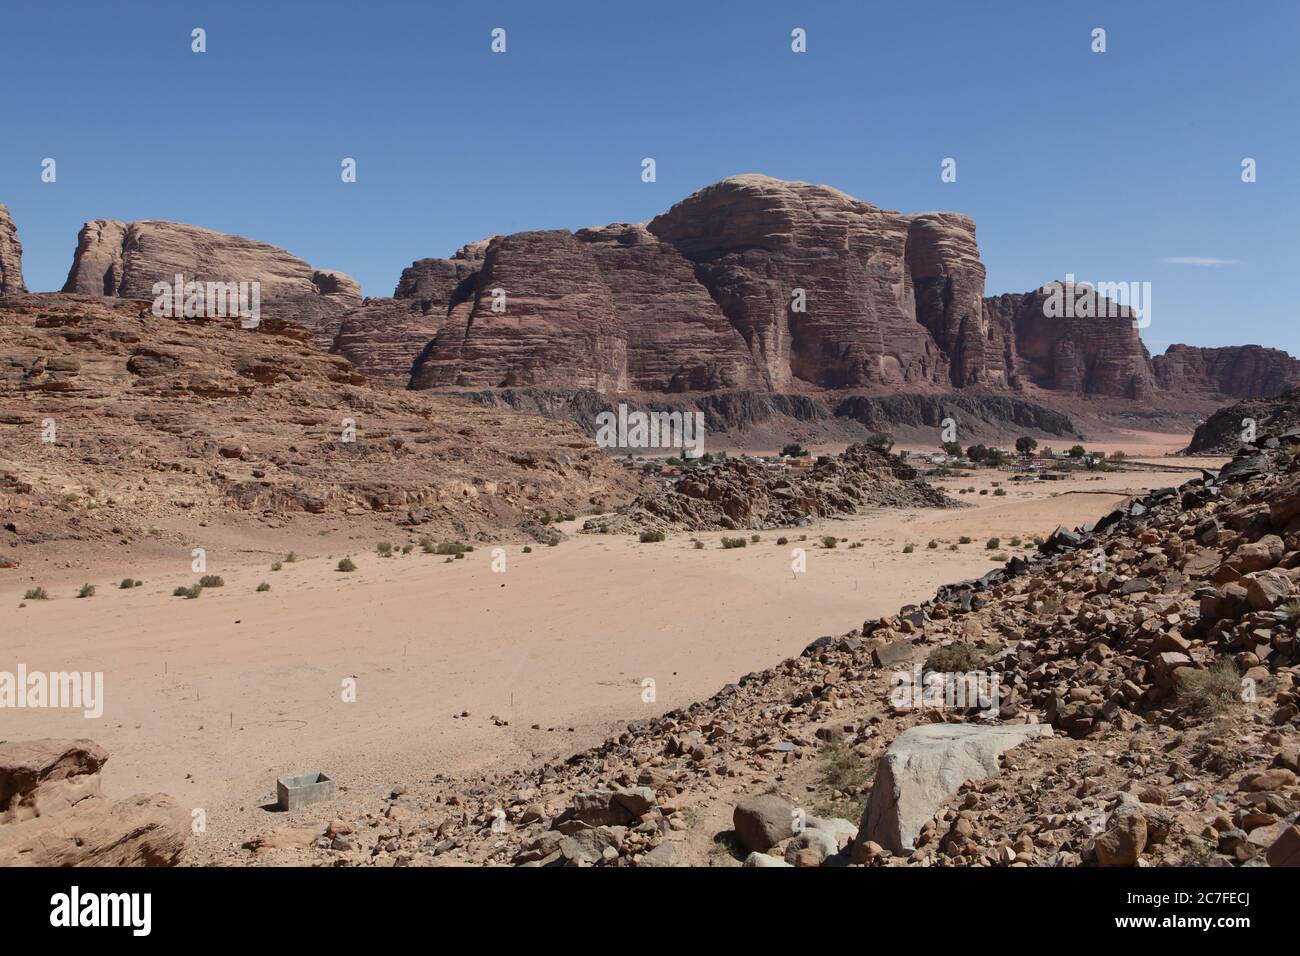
[376,541,393,557]
[751,534,761,543]
[639,530,666,543]
[1010,536,1022,547]
[434,542,469,555]
[1177,658,1242,718]
[401,543,413,554]
[271,561,282,571]
[77,583,96,598]
[985,537,1000,550]
[927,540,938,549]
[522,545,533,554]
[455,551,465,560]
[959,535,972,544]
[720,537,747,549]
[119,578,141,589]
[256,581,271,592]
[776,536,789,546]
[198,575,224,588]
[821,536,838,548]
[948,543,959,551]
[692,539,704,550]
[546,537,559,547]
[993,488,1007,497]
[903,543,915,554]
[337,557,356,572]
[926,642,983,673]
[284,552,298,563]
[173,585,201,599]
[979,489,989,496]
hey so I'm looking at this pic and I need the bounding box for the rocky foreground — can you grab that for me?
[583,443,954,534]
[194,421,1300,868]
[0,293,637,549]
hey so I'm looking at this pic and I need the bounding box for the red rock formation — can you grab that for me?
[46,179,1295,404]
[0,739,188,866]
[62,219,360,348]
[0,203,24,294]
[1154,344,1300,399]
[983,283,1157,400]
[648,174,944,389]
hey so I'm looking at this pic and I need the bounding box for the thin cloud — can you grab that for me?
[1161,256,1243,266]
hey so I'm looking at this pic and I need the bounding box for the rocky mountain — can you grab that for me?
[0,292,637,546]
[4,182,1294,409]
[61,219,361,349]
[1155,345,1300,400]
[342,175,1296,404]
[0,204,24,294]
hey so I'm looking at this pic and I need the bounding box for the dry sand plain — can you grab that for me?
[0,456,1210,856]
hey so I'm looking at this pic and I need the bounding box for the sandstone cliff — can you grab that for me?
[43,178,1298,405]
[0,203,24,294]
[62,219,360,348]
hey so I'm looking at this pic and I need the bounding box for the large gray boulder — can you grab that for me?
[859,723,1052,853]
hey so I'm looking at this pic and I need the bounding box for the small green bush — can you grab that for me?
[985,538,1000,550]
[256,581,271,592]
[926,643,983,673]
[376,541,393,557]
[199,575,224,588]
[959,536,972,545]
[173,584,202,599]
[903,543,915,554]
[77,583,96,598]
[821,536,838,549]
[24,586,48,600]
[337,557,357,572]
[639,530,666,543]
[720,537,747,549]
[926,540,938,549]
[119,578,141,589]
[776,536,789,546]
[271,561,282,571]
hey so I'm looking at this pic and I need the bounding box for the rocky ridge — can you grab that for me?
[0,293,637,547]
[583,442,954,534]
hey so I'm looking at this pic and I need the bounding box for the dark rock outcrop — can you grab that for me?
[1187,386,1300,454]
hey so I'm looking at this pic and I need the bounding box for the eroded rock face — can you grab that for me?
[649,175,940,389]
[62,220,360,348]
[1154,345,1300,400]
[0,738,188,866]
[0,203,25,294]
[982,284,1156,399]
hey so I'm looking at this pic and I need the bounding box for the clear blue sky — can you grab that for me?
[2,0,1296,354]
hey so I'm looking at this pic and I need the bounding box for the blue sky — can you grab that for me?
[2,0,1296,354]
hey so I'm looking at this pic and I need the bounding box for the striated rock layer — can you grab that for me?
[39,178,1297,403]
[0,203,25,294]
[62,219,360,348]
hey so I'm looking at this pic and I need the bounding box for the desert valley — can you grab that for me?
[2,169,1299,874]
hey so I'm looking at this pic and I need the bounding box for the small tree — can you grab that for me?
[1068,445,1087,459]
[1015,436,1038,455]
[781,443,807,458]
[941,440,961,458]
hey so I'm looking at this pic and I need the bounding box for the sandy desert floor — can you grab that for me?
[0,453,1214,856]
